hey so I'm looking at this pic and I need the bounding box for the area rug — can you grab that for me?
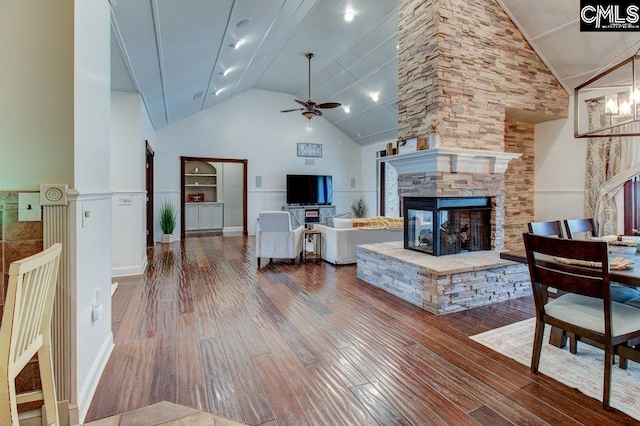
[470,318,640,420]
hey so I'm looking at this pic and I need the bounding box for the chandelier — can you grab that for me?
[574,48,640,138]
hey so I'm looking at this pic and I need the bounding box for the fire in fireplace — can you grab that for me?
[403,197,492,256]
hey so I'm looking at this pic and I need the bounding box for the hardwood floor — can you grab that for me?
[86,235,639,425]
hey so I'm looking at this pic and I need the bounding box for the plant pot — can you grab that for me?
[161,234,171,244]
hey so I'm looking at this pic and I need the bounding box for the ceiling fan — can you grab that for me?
[280,52,341,120]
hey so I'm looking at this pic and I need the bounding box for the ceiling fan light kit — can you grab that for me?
[280,52,341,120]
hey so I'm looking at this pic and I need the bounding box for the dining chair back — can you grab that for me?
[527,221,563,238]
[564,218,598,239]
[0,243,62,425]
[523,233,640,410]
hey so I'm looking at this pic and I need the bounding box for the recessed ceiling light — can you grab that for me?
[215,88,223,96]
[221,68,232,76]
[229,39,244,49]
[344,9,355,22]
[370,92,379,102]
[343,106,351,113]
[236,18,251,28]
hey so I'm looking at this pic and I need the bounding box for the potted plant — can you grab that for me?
[159,201,177,244]
[351,196,368,218]
[419,114,440,148]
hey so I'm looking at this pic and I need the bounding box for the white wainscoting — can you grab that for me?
[534,189,585,221]
[112,190,147,276]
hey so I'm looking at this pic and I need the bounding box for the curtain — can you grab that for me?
[585,99,621,235]
[586,100,640,235]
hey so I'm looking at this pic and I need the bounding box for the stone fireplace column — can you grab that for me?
[396,0,569,249]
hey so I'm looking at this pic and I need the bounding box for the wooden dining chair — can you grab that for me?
[528,221,563,238]
[0,243,62,425]
[564,218,598,239]
[523,234,640,410]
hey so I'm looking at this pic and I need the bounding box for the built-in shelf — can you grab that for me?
[183,160,222,231]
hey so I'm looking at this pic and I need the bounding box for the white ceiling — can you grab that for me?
[111,0,640,146]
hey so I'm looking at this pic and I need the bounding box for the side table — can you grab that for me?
[303,229,322,262]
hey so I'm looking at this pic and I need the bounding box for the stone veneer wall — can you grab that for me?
[504,122,535,250]
[396,0,568,248]
[398,0,568,147]
[357,244,531,314]
[0,191,45,411]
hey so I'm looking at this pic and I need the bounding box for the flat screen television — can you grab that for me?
[286,174,333,205]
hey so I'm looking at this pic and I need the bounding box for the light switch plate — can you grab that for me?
[18,193,41,222]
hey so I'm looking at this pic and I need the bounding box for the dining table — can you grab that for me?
[499,245,640,364]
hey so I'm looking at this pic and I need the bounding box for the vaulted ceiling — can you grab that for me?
[110,0,640,146]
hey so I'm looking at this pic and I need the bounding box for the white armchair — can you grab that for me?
[256,211,304,267]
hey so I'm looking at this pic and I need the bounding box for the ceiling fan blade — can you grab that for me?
[294,99,308,107]
[313,109,323,116]
[280,108,304,113]
[317,102,341,109]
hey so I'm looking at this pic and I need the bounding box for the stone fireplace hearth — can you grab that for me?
[359,148,529,314]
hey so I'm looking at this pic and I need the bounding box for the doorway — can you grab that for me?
[180,156,248,240]
[146,141,155,247]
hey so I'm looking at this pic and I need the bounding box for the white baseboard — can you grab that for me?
[223,226,243,236]
[111,282,118,296]
[77,332,114,424]
[111,257,148,277]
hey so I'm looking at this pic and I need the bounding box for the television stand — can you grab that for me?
[282,205,336,228]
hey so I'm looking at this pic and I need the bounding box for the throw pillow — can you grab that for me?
[333,218,353,229]
[326,212,352,227]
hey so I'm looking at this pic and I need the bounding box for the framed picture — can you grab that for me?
[188,193,205,202]
[297,143,322,158]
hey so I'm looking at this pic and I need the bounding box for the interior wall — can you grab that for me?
[534,95,588,222]
[110,91,148,276]
[155,89,362,236]
[0,0,114,422]
[222,162,243,229]
[0,0,74,190]
[73,1,113,422]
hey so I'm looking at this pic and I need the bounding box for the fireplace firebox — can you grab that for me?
[403,197,492,256]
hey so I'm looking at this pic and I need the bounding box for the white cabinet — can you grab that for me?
[212,204,223,228]
[185,202,224,231]
[185,204,200,231]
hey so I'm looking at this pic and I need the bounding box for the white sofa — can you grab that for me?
[313,223,403,265]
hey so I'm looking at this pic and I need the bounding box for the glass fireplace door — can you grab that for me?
[403,197,492,256]
[407,208,434,255]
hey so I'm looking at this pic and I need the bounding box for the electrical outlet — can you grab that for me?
[117,196,132,205]
[92,304,104,322]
